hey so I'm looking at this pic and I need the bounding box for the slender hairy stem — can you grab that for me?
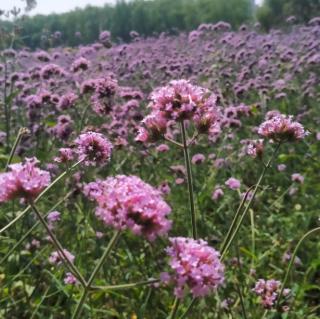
[220,144,281,260]
[180,121,197,239]
[3,61,10,151]
[220,185,255,253]
[164,136,184,148]
[72,230,121,319]
[250,208,256,267]
[168,297,180,319]
[276,226,320,308]
[178,298,197,319]
[235,282,248,319]
[29,202,87,287]
[0,192,72,265]
[5,127,29,171]
[79,103,90,132]
[91,278,159,291]
[0,160,82,235]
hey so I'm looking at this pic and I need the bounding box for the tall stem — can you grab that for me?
[178,298,197,319]
[168,297,180,319]
[72,230,121,319]
[5,127,29,171]
[220,144,281,260]
[91,278,160,291]
[29,202,86,287]
[180,121,197,239]
[3,61,10,151]
[276,226,320,308]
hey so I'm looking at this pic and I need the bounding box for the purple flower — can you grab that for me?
[84,175,172,241]
[162,237,224,298]
[191,153,205,165]
[0,158,51,203]
[258,114,308,142]
[49,249,75,265]
[277,164,287,171]
[212,187,224,201]
[47,211,61,223]
[253,279,288,308]
[156,144,170,153]
[75,132,113,166]
[64,272,78,285]
[225,177,241,190]
[291,173,304,184]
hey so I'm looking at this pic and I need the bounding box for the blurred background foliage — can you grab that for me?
[0,0,319,49]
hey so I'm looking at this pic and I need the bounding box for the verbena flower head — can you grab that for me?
[136,80,220,141]
[161,237,224,298]
[253,278,289,308]
[246,139,264,159]
[49,249,75,265]
[258,114,308,142]
[291,173,304,183]
[47,211,61,223]
[84,175,172,241]
[0,158,51,203]
[64,272,78,285]
[225,177,241,190]
[149,79,218,122]
[75,132,113,166]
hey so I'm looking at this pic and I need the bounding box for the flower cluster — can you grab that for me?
[161,237,224,298]
[70,57,90,72]
[136,80,220,142]
[258,114,308,142]
[49,249,75,265]
[81,77,118,115]
[253,279,290,308]
[75,131,113,166]
[84,175,172,241]
[0,158,51,203]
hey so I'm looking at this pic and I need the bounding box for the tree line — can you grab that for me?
[0,0,319,49]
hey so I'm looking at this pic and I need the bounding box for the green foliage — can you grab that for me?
[1,0,253,49]
[257,0,320,30]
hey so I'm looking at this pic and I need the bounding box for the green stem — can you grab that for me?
[276,226,320,308]
[5,127,29,171]
[164,136,183,148]
[178,298,197,319]
[220,144,281,260]
[79,103,90,132]
[220,185,255,254]
[180,121,197,239]
[250,208,256,267]
[91,278,159,291]
[168,297,181,319]
[29,202,86,287]
[72,230,121,319]
[0,160,82,235]
[235,281,248,319]
[3,61,10,152]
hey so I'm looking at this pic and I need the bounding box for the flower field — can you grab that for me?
[0,19,320,318]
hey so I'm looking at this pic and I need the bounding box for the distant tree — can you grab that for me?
[257,0,320,30]
[1,0,254,49]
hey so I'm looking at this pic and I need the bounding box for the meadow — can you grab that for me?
[0,18,320,318]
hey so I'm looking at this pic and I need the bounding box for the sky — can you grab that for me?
[1,0,116,15]
[2,0,264,16]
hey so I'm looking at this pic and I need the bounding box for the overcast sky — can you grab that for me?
[2,0,264,16]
